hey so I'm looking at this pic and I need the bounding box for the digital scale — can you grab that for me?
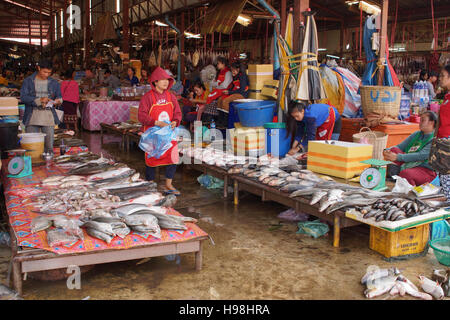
[359,159,392,191]
[6,149,33,178]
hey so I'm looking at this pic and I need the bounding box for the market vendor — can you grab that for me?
[125,67,139,87]
[286,101,342,155]
[184,82,209,127]
[81,67,97,92]
[20,59,63,154]
[206,56,232,104]
[102,69,121,89]
[138,67,182,196]
[383,111,437,186]
[140,69,150,85]
[217,62,249,112]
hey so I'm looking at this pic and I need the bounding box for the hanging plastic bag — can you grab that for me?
[392,175,414,194]
[138,122,178,159]
[296,219,330,239]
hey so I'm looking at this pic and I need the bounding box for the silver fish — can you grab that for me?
[110,221,130,239]
[86,228,114,244]
[289,188,318,198]
[82,221,115,236]
[281,184,311,193]
[88,167,134,182]
[30,216,53,233]
[364,276,398,298]
[277,172,290,178]
[310,190,327,205]
[361,267,401,285]
[112,204,150,217]
[419,275,444,299]
[396,278,433,300]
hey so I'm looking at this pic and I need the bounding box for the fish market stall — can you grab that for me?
[100,122,142,152]
[1,151,208,295]
[81,100,140,131]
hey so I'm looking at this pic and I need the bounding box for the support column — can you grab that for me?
[122,0,130,54]
[281,0,286,36]
[84,0,91,67]
[340,21,344,58]
[64,0,69,67]
[378,0,389,85]
[293,0,309,54]
[50,0,54,57]
[39,3,43,54]
[28,12,32,57]
[180,12,185,80]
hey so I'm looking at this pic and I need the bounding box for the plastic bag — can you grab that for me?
[47,229,79,247]
[392,175,414,194]
[296,219,330,239]
[138,123,178,159]
[31,216,53,233]
[430,220,450,241]
[197,174,224,189]
[277,208,309,223]
[412,183,442,198]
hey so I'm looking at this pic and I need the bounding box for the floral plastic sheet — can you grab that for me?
[1,162,208,255]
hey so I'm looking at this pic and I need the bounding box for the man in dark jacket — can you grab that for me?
[20,59,62,154]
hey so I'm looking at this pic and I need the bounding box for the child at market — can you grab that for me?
[138,67,182,196]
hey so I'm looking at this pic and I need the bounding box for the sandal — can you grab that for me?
[164,189,181,196]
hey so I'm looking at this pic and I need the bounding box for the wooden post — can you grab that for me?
[378,0,389,86]
[181,12,185,80]
[84,0,91,67]
[50,0,54,57]
[333,215,340,248]
[293,0,309,54]
[281,0,286,36]
[340,21,344,58]
[122,0,130,54]
[39,3,43,54]
[28,12,32,56]
[233,180,239,206]
[195,242,203,271]
[64,0,68,67]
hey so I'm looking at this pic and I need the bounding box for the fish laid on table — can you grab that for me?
[88,167,135,183]
[110,221,131,239]
[82,221,115,237]
[325,198,378,215]
[419,276,444,299]
[280,184,312,193]
[86,228,114,244]
[30,216,53,233]
[112,203,156,217]
[156,194,177,208]
[288,187,319,197]
[128,193,164,206]
[310,190,327,205]
[318,189,345,212]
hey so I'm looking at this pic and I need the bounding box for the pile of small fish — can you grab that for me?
[362,265,447,300]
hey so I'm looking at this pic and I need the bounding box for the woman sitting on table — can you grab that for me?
[125,67,139,86]
[217,62,249,113]
[383,111,437,186]
[286,100,342,155]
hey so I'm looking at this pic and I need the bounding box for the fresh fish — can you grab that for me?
[42,175,65,184]
[128,193,164,206]
[289,188,318,198]
[61,175,85,182]
[258,174,270,182]
[277,172,290,178]
[227,167,243,174]
[326,198,378,215]
[310,190,327,205]
[157,194,177,208]
[82,221,115,236]
[59,180,93,188]
[132,225,162,238]
[262,176,277,184]
[268,178,285,187]
[361,266,401,285]
[123,213,159,228]
[110,221,130,239]
[86,228,114,244]
[363,210,382,219]
[319,197,341,212]
[112,204,151,217]
[285,176,301,183]
[247,171,263,178]
[30,216,53,233]
[100,181,156,191]
[390,210,406,221]
[375,213,386,222]
[364,276,398,298]
[419,276,444,299]
[88,167,134,182]
[281,184,311,193]
[396,278,433,300]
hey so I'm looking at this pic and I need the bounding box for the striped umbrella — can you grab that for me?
[295,11,326,101]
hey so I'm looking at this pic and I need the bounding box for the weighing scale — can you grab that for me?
[6,149,33,178]
[359,159,392,191]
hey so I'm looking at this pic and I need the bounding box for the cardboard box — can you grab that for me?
[229,126,266,156]
[248,76,274,90]
[247,64,274,91]
[307,140,373,179]
[247,64,273,74]
[129,105,140,123]
[0,97,18,116]
[261,80,279,99]
[248,90,266,100]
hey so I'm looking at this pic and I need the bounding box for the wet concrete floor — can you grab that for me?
[0,130,448,300]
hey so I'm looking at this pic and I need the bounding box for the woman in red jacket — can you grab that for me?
[436,64,450,202]
[138,67,182,196]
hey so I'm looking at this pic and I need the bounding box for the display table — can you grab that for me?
[1,159,208,295]
[81,100,140,131]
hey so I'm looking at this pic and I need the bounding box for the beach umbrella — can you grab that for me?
[295,11,326,101]
[285,10,294,52]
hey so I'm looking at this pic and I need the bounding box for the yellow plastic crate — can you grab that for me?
[307,140,373,179]
[369,224,430,258]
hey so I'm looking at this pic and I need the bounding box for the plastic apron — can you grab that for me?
[144,91,179,167]
[315,106,336,140]
[207,68,231,104]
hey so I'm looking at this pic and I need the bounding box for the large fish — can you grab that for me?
[364,276,398,298]
[82,221,115,237]
[310,190,327,205]
[88,167,135,182]
[86,228,114,244]
[419,276,445,300]
[128,193,164,206]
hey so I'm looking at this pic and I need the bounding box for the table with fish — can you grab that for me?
[81,100,139,131]
[181,146,449,248]
[1,151,209,295]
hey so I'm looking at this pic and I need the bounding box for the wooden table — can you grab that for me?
[229,175,361,248]
[100,123,128,151]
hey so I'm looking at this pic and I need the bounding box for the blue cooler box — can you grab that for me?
[264,122,291,157]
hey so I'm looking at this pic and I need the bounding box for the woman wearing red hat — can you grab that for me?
[138,67,182,195]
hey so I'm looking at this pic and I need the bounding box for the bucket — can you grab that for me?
[0,122,19,158]
[264,122,291,157]
[234,100,276,127]
[18,133,46,162]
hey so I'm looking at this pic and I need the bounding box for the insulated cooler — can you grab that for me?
[307,140,373,179]
[228,126,265,156]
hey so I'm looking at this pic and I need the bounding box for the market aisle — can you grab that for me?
[0,131,446,300]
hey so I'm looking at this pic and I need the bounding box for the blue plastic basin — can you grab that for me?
[234,100,276,127]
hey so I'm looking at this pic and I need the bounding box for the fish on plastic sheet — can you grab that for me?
[30,216,53,233]
[82,221,116,237]
[111,204,152,217]
[89,168,136,184]
[128,193,164,206]
[318,189,345,212]
[310,190,327,205]
[156,194,177,208]
[110,221,131,239]
[47,229,79,247]
[86,228,114,244]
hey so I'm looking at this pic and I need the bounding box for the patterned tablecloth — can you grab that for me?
[81,100,140,131]
[1,160,208,255]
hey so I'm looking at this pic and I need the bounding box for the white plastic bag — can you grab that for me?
[391,175,413,194]
[412,183,442,198]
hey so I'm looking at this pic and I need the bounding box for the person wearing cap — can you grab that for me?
[20,59,63,154]
[138,67,182,196]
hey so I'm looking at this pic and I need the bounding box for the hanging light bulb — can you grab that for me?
[236,14,252,27]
